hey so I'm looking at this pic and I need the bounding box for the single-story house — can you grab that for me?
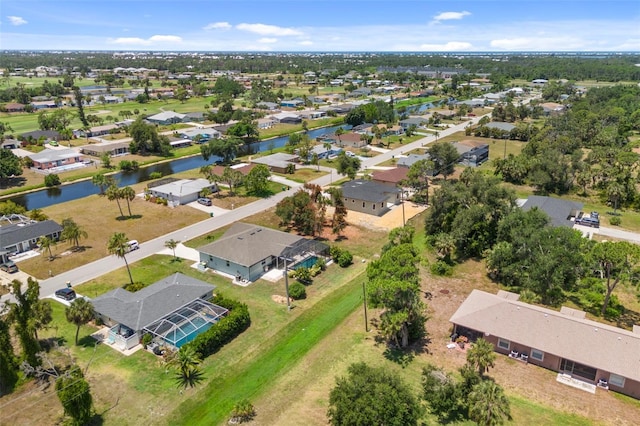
[92,273,227,350]
[349,87,372,97]
[450,289,640,399]
[147,178,217,205]
[80,141,130,157]
[31,100,57,110]
[28,148,84,171]
[251,153,299,174]
[1,139,20,149]
[540,102,566,115]
[179,127,221,142]
[352,123,374,135]
[198,222,327,282]
[484,121,516,133]
[73,123,119,138]
[3,103,25,112]
[270,112,302,124]
[397,153,431,168]
[371,167,409,189]
[384,125,404,136]
[20,130,62,142]
[210,163,257,177]
[256,101,279,111]
[183,111,205,122]
[299,110,326,120]
[280,99,304,108]
[0,219,63,255]
[256,117,277,130]
[309,144,342,160]
[320,104,354,114]
[341,179,401,216]
[320,132,368,149]
[521,196,583,228]
[399,117,428,131]
[168,137,192,149]
[532,78,549,85]
[453,140,490,167]
[146,111,186,125]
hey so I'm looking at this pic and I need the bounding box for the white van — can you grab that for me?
[126,240,139,252]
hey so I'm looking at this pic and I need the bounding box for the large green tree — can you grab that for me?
[0,148,22,182]
[327,362,421,426]
[335,151,361,180]
[427,141,459,180]
[6,278,42,366]
[244,164,271,195]
[61,217,88,249]
[466,338,496,377]
[0,316,19,395]
[404,158,436,205]
[467,380,512,426]
[55,366,93,425]
[200,137,241,164]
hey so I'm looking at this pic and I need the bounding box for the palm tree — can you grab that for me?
[28,208,48,221]
[61,218,88,249]
[65,298,94,345]
[174,366,205,390]
[466,338,496,377]
[120,186,136,217]
[335,127,344,147]
[107,232,134,286]
[91,173,109,195]
[106,184,124,218]
[38,236,55,260]
[164,239,180,261]
[468,380,512,426]
[171,346,205,389]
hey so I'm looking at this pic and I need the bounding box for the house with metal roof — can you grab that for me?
[251,152,299,174]
[0,219,63,255]
[146,110,186,125]
[28,148,85,171]
[92,273,227,350]
[451,290,640,399]
[198,223,327,282]
[147,178,217,206]
[341,179,400,216]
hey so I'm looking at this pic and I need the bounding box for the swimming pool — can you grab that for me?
[295,256,318,270]
[163,316,214,348]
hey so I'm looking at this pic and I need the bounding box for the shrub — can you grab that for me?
[288,281,307,300]
[183,295,251,359]
[309,264,322,277]
[149,171,162,179]
[315,257,327,270]
[293,267,312,284]
[141,333,152,349]
[430,260,453,276]
[610,216,622,226]
[44,173,61,187]
[330,246,353,267]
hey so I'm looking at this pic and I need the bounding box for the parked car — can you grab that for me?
[197,197,212,206]
[0,261,18,273]
[55,288,76,301]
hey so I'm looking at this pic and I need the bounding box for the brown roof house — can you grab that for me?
[341,179,400,216]
[371,167,409,189]
[450,290,640,399]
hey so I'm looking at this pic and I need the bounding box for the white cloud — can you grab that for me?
[109,34,182,46]
[257,37,277,44]
[298,40,313,46]
[236,23,302,36]
[149,35,182,43]
[490,37,583,51]
[203,22,231,30]
[419,41,473,51]
[433,11,471,22]
[8,16,28,26]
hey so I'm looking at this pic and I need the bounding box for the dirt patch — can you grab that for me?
[271,295,293,305]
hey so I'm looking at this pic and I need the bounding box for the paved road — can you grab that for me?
[0,99,526,302]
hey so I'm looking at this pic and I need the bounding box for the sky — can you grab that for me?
[1,0,639,52]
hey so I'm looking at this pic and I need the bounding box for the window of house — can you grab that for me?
[609,374,625,388]
[497,338,510,350]
[372,204,376,210]
[362,202,365,208]
[226,261,230,267]
[531,349,544,362]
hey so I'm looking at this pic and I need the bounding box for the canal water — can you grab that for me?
[7,124,349,210]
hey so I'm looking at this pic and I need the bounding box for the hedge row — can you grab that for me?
[183,294,251,359]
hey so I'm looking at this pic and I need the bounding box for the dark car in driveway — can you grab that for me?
[55,288,76,301]
[0,261,18,273]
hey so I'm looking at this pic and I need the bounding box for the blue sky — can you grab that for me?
[1,0,639,51]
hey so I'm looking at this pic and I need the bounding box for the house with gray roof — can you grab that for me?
[341,179,400,216]
[92,273,226,350]
[0,219,63,255]
[198,223,326,282]
[28,148,84,171]
[397,153,431,169]
[451,289,640,399]
[251,152,299,174]
[399,117,428,131]
[147,178,217,206]
[484,121,516,132]
[146,111,186,125]
[521,195,582,227]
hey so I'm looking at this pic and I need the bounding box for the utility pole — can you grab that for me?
[362,280,368,332]
[283,257,291,311]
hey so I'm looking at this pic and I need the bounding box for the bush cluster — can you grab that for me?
[330,246,353,267]
[183,295,251,359]
[430,260,453,276]
[288,281,306,300]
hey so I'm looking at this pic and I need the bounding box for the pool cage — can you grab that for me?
[275,239,330,270]
[143,299,229,349]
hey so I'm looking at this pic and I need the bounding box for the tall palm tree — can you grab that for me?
[106,184,124,218]
[38,236,55,260]
[65,298,94,345]
[468,380,512,426]
[466,338,496,377]
[107,232,134,286]
[171,346,205,389]
[120,186,136,217]
[61,218,88,249]
[164,239,180,261]
[91,173,109,195]
[335,127,344,147]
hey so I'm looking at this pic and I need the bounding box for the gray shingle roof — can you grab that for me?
[485,121,516,132]
[451,290,640,382]
[341,179,400,203]
[92,273,215,331]
[0,220,63,249]
[198,223,306,267]
[521,196,583,227]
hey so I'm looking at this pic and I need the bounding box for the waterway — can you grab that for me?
[7,124,348,210]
